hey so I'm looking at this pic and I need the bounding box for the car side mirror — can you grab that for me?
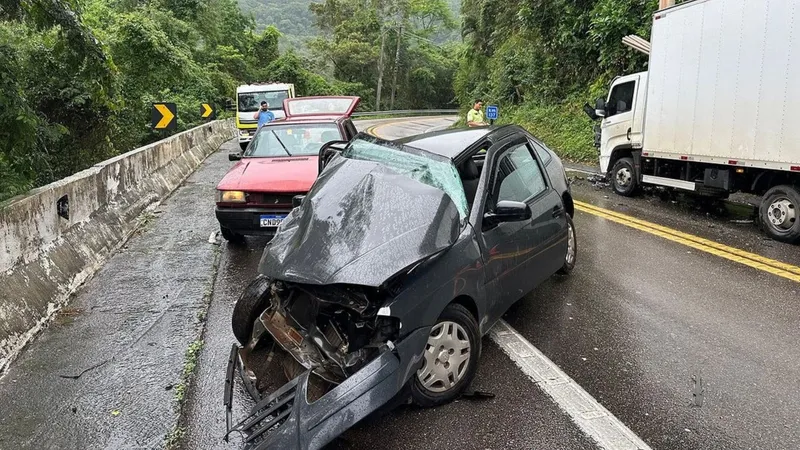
[229,152,242,161]
[594,97,607,118]
[292,195,305,208]
[318,140,349,174]
[483,200,532,227]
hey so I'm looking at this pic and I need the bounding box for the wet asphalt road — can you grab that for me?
[0,141,230,449]
[1,117,799,450]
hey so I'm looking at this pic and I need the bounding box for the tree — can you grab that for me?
[309,0,456,111]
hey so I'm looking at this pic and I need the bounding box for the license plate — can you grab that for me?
[260,215,285,227]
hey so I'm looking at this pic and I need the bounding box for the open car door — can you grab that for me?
[282,96,361,118]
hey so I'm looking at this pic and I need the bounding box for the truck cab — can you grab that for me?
[236,83,296,151]
[595,72,647,175]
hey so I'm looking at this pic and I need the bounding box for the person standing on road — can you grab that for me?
[254,101,275,128]
[467,99,488,127]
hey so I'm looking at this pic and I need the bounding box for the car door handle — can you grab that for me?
[552,206,564,218]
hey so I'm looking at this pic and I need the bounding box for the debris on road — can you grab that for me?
[587,174,610,190]
[460,389,495,400]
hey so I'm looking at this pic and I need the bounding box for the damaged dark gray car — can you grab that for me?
[224,126,577,449]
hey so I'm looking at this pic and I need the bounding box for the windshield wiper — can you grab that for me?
[271,130,293,157]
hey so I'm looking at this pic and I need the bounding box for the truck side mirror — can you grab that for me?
[583,103,599,121]
[594,97,607,118]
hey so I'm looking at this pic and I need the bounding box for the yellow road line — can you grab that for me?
[367,117,447,139]
[574,200,800,283]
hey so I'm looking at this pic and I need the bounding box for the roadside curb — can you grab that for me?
[165,244,223,449]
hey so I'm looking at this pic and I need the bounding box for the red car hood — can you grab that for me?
[217,156,319,192]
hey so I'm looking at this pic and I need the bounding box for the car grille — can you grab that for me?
[247,192,301,206]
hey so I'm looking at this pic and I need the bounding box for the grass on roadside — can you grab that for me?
[451,98,598,163]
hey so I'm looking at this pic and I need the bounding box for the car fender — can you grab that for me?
[379,225,487,335]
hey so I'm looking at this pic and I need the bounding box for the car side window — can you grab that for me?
[494,144,547,205]
[606,80,635,117]
[529,139,552,165]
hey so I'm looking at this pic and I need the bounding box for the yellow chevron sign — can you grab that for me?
[151,103,177,130]
[200,103,215,119]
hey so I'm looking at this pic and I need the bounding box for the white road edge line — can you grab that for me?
[565,166,601,175]
[490,319,652,450]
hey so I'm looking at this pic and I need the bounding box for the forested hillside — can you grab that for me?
[0,0,355,201]
[237,0,316,50]
[1,0,668,201]
[307,0,460,110]
[457,0,657,161]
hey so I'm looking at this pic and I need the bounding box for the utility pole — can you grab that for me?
[389,24,402,110]
[376,29,386,111]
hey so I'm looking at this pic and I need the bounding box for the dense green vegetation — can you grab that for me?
[0,0,462,201]
[237,0,316,51]
[0,0,356,201]
[307,0,460,110]
[457,0,657,161]
[1,0,665,200]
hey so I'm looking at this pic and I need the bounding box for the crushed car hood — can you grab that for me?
[258,156,462,286]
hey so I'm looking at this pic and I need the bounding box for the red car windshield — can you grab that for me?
[245,124,341,157]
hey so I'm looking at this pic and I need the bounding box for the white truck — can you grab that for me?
[585,0,800,243]
[235,83,296,150]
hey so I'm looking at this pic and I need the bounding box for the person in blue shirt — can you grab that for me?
[253,101,275,127]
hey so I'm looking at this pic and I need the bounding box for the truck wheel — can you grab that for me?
[759,185,800,244]
[611,157,638,197]
[220,226,245,244]
[557,214,577,275]
[411,303,480,407]
[231,275,272,346]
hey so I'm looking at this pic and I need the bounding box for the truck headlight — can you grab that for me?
[218,190,246,202]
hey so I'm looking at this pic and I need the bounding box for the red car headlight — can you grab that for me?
[218,190,246,203]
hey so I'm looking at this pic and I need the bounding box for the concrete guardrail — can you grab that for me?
[0,120,236,372]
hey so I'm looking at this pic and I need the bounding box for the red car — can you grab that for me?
[215,96,361,242]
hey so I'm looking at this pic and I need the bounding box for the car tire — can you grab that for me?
[759,185,800,244]
[611,157,638,197]
[557,214,577,275]
[220,226,245,244]
[231,275,272,346]
[411,303,481,408]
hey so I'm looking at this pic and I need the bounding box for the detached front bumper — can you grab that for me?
[224,327,429,450]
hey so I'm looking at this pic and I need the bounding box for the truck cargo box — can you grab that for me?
[644,0,800,171]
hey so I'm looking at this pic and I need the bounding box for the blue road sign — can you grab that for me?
[486,105,499,120]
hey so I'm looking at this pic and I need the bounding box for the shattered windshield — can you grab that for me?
[342,136,468,218]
